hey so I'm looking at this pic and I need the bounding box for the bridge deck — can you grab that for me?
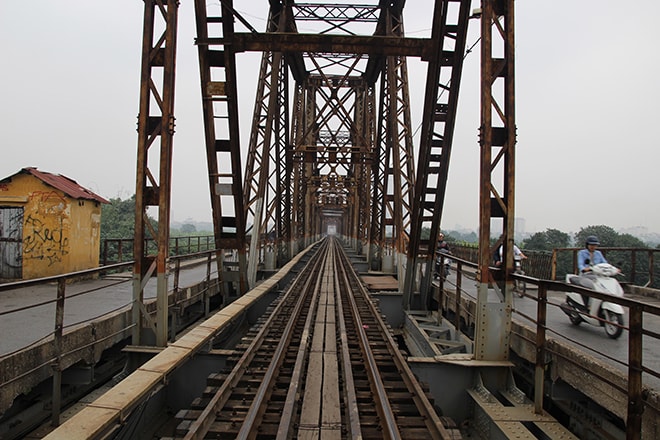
[2,245,659,439]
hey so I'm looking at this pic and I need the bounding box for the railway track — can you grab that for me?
[163,237,460,439]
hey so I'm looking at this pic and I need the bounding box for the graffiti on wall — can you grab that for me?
[23,191,70,266]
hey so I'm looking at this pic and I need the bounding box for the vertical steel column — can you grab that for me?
[627,304,643,439]
[303,84,317,247]
[351,85,374,253]
[291,84,305,254]
[276,67,292,265]
[385,50,414,287]
[133,0,178,347]
[475,0,516,360]
[50,279,65,426]
[368,73,388,271]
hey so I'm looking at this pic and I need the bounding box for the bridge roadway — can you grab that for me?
[0,262,211,357]
[1,243,659,438]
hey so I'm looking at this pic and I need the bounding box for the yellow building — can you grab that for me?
[0,167,109,280]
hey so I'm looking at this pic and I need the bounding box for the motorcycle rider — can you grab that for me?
[576,235,618,306]
[495,243,527,266]
[578,235,608,273]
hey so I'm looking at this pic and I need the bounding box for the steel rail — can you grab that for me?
[235,265,321,440]
[331,245,363,438]
[182,240,329,440]
[173,237,454,438]
[336,243,452,440]
[275,266,325,439]
[334,241,402,440]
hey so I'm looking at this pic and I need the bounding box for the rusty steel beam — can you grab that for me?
[291,84,306,253]
[368,2,416,275]
[291,3,380,23]
[244,5,290,287]
[368,64,390,272]
[193,0,248,298]
[133,0,178,347]
[210,33,434,59]
[402,0,471,309]
[384,8,416,287]
[351,85,375,251]
[475,0,517,361]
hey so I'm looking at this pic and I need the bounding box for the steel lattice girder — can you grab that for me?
[192,0,470,287]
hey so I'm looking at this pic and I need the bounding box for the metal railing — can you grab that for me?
[451,244,660,288]
[0,249,220,426]
[101,235,216,266]
[435,255,659,440]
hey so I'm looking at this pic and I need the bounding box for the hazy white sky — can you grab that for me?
[1,1,658,235]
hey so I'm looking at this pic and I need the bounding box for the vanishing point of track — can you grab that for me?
[165,237,458,439]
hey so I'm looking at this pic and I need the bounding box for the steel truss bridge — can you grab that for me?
[127,0,612,434]
[134,0,517,359]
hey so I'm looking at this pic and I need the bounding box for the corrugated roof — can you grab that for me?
[15,167,110,204]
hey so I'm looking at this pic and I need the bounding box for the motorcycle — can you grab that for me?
[560,263,625,339]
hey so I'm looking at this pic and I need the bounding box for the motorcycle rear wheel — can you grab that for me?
[603,310,624,339]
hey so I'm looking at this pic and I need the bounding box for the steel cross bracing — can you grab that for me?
[368,6,416,286]
[352,86,375,253]
[240,1,387,283]
[131,0,525,362]
[191,0,469,292]
[243,5,290,288]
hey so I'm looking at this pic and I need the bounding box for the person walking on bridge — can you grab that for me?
[434,232,451,279]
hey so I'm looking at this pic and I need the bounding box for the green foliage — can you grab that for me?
[179,223,197,234]
[574,225,619,248]
[445,230,478,244]
[523,228,571,251]
[101,195,137,240]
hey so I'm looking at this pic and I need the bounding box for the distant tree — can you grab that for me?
[421,227,431,240]
[574,225,619,248]
[613,233,647,248]
[180,223,197,234]
[446,230,478,244]
[523,228,571,251]
[575,225,646,249]
[101,195,157,239]
[419,227,462,243]
[101,195,137,240]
